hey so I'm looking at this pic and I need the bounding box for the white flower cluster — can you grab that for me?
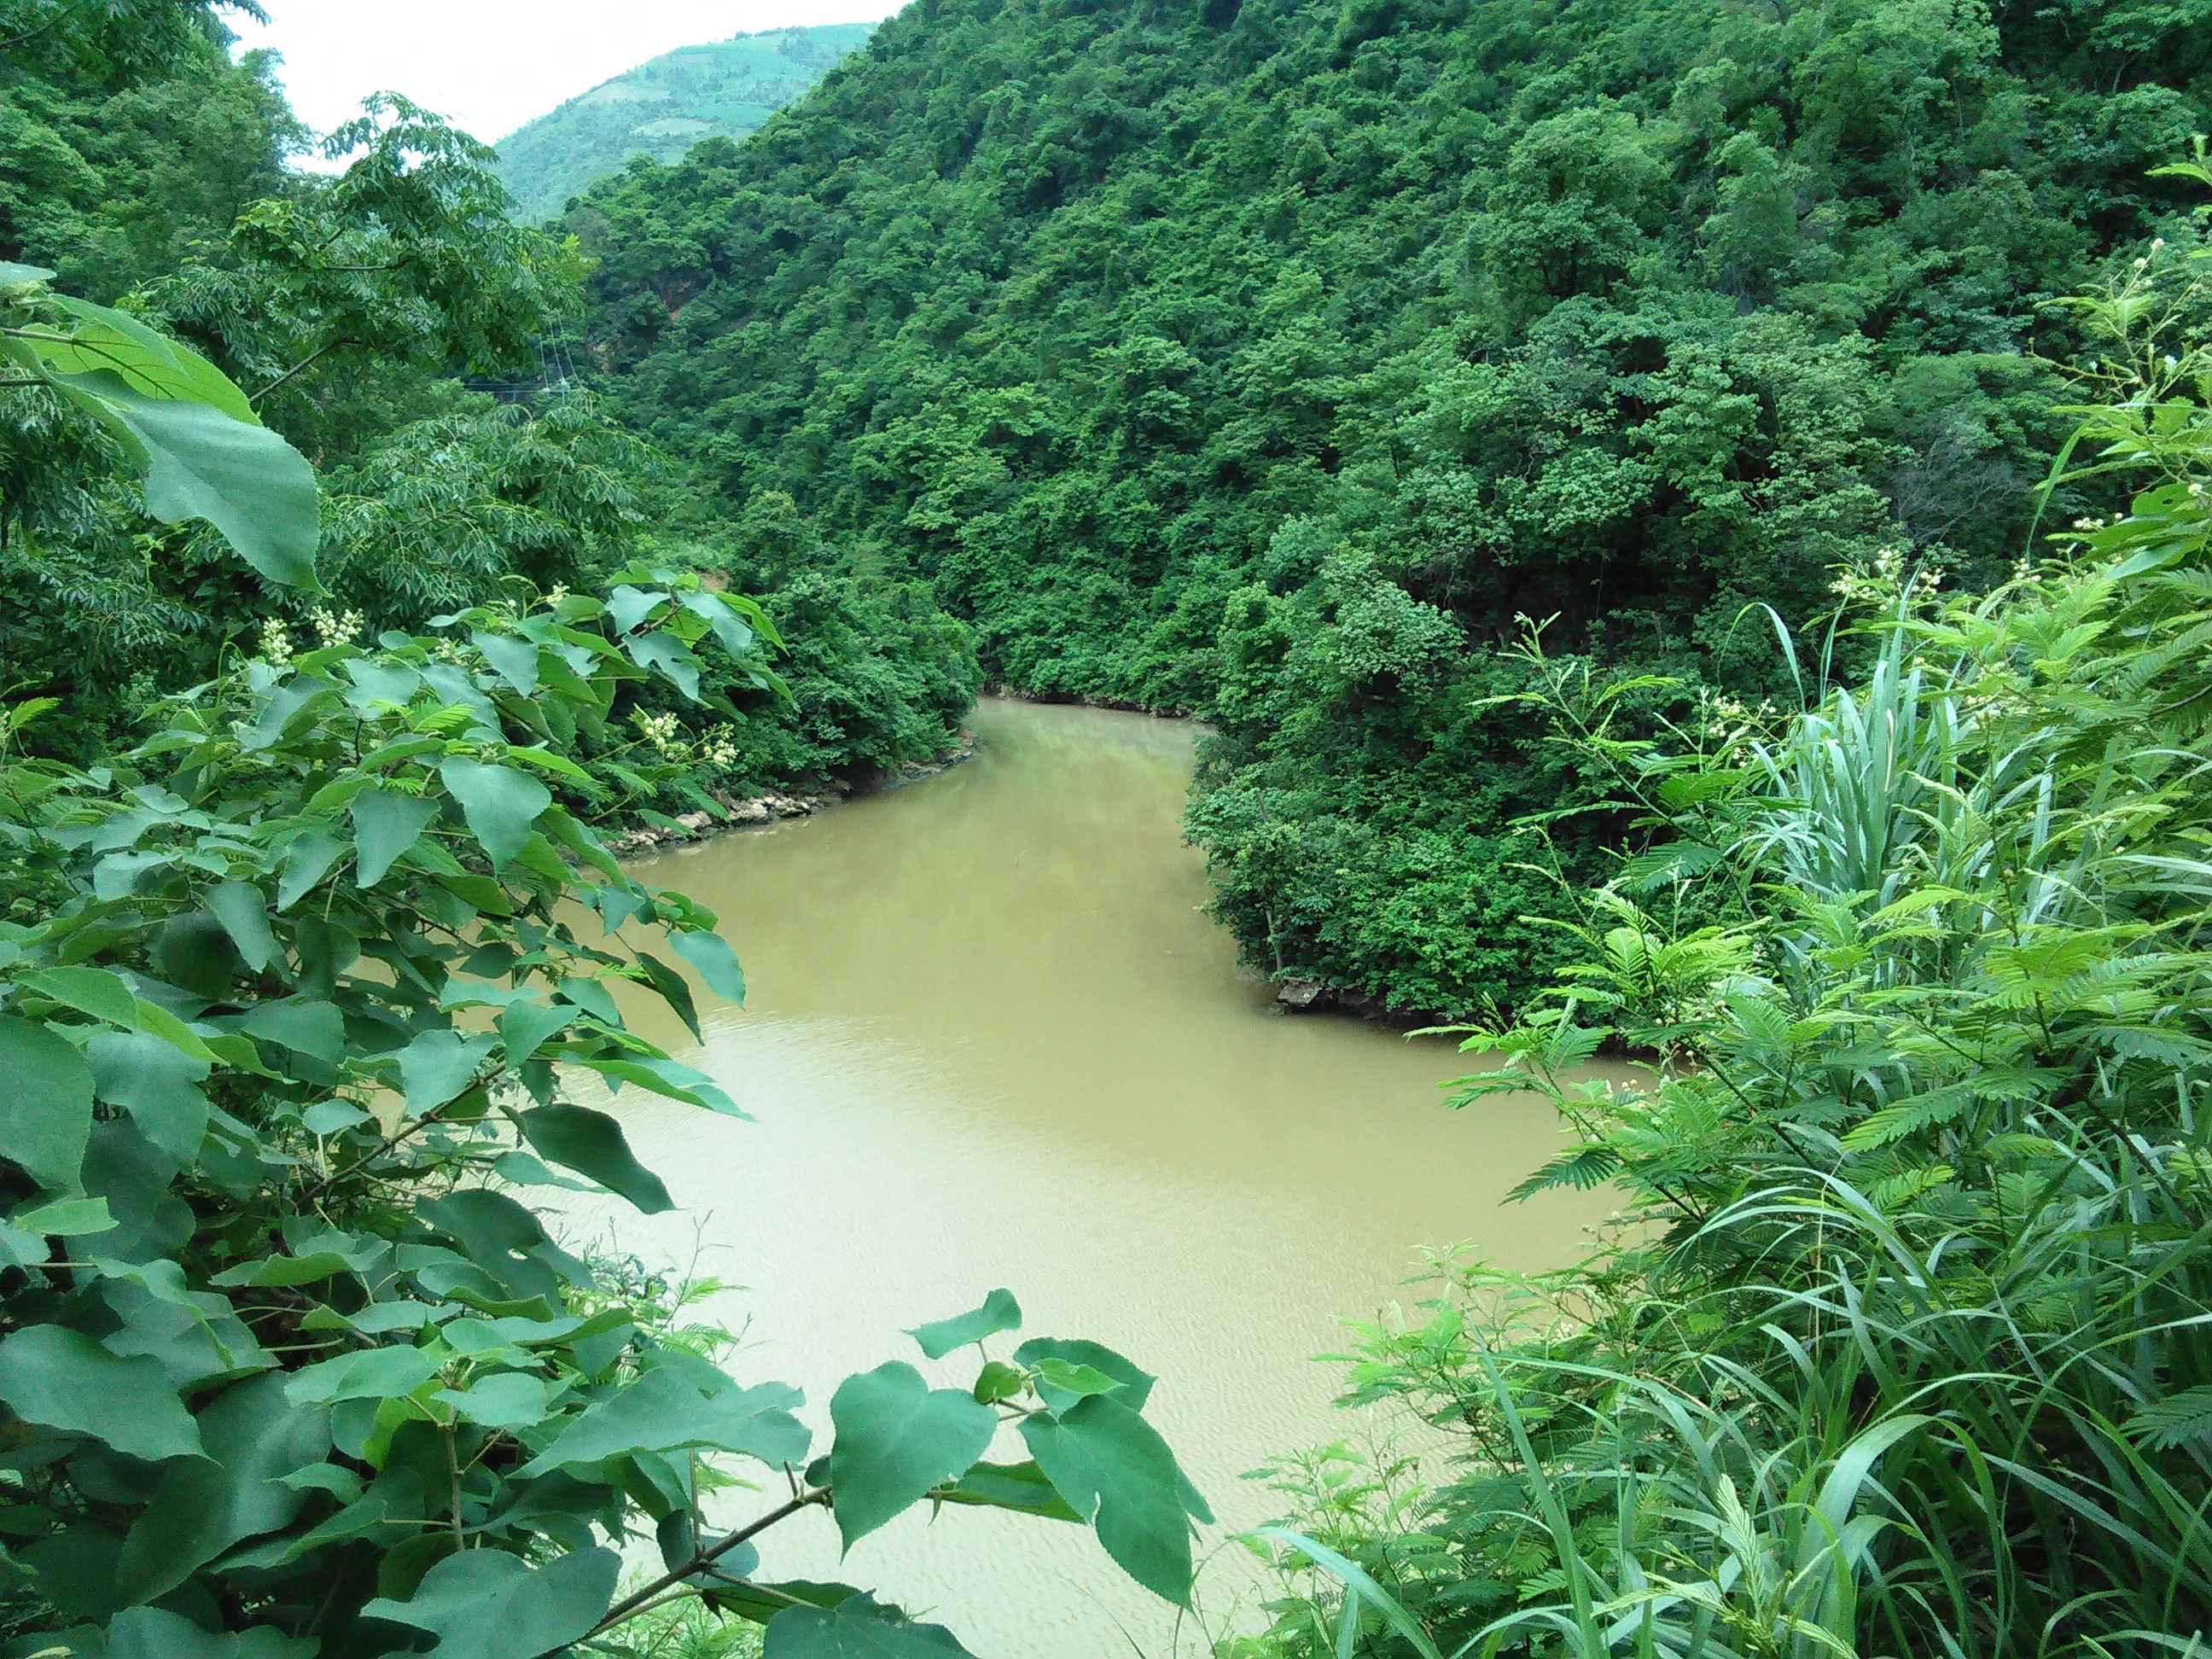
[1699,687,1775,748]
[259,619,294,667]
[1829,544,1940,608]
[635,710,686,755]
[545,583,568,606]
[701,727,740,769]
[308,605,364,646]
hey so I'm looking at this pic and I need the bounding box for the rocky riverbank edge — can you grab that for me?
[602,729,977,858]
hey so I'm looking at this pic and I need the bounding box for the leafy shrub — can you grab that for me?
[0,249,1203,1657]
[1241,165,2212,1656]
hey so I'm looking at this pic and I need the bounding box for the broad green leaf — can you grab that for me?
[0,261,55,285]
[395,1028,498,1113]
[935,1458,1085,1522]
[1033,1359,1125,1400]
[152,911,241,998]
[359,1545,619,1659]
[671,928,747,1005]
[607,584,667,633]
[418,1187,578,1303]
[210,1251,362,1287]
[231,1000,346,1068]
[107,1607,317,1658]
[826,1362,997,1549]
[0,1015,95,1191]
[519,1365,807,1476]
[277,824,347,910]
[681,588,758,658]
[906,1289,1022,1360]
[18,963,137,1026]
[498,997,577,1066]
[632,949,701,1040]
[471,627,541,694]
[19,967,218,1064]
[764,1593,972,1656]
[50,370,318,586]
[439,758,550,870]
[10,1196,113,1236]
[90,1033,210,1163]
[302,1097,373,1134]
[1019,1394,1197,1605]
[206,881,276,972]
[628,629,702,699]
[0,1325,204,1461]
[434,1371,556,1429]
[282,1344,443,1406]
[519,1103,673,1213]
[44,294,258,422]
[579,1056,748,1117]
[116,1371,330,1603]
[1013,1339,1154,1414]
[557,974,623,1024]
[711,1579,857,1626]
[352,787,439,886]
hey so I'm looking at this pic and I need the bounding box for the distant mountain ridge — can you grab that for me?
[492,22,874,222]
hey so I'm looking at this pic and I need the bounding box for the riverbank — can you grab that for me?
[600,727,977,858]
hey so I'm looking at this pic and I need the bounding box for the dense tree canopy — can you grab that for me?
[571,0,2210,1009]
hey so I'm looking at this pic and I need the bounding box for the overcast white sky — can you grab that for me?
[228,2,900,149]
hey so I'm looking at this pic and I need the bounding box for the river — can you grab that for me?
[565,696,1608,1655]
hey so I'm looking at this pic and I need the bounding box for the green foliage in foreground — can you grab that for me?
[1236,186,2212,1656]
[572,0,2209,1012]
[0,160,1200,1659]
[494,26,874,225]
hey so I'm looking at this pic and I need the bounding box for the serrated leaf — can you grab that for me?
[1020,1394,1198,1604]
[826,1362,996,1549]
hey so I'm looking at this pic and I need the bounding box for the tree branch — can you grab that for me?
[579,1489,830,1644]
[251,337,361,405]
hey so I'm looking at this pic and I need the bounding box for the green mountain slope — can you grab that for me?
[493,23,874,221]
[570,0,2210,1012]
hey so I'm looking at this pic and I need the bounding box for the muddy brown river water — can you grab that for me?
[560,696,1610,1655]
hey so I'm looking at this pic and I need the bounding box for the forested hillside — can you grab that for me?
[493,25,874,224]
[1,3,974,800]
[571,0,2212,1012]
